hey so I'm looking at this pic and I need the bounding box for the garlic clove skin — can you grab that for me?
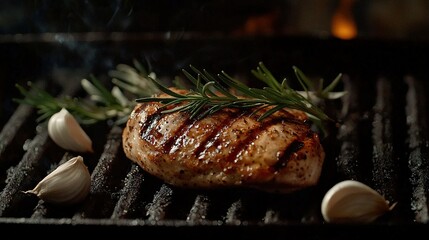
[25,156,91,205]
[48,108,93,153]
[321,180,394,224]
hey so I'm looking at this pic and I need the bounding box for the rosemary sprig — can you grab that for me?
[15,77,128,125]
[108,58,160,97]
[293,66,347,101]
[136,62,345,122]
[14,59,160,125]
[14,60,345,136]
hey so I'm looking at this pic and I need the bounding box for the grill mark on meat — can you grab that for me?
[123,92,326,193]
[140,106,164,144]
[162,116,195,153]
[133,103,146,115]
[195,108,311,165]
[194,110,246,158]
[224,115,307,167]
[272,140,304,171]
[139,103,311,164]
[225,117,281,163]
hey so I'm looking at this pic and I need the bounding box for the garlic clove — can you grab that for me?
[321,180,395,223]
[24,156,91,205]
[48,108,93,153]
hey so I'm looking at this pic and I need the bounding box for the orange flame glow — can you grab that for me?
[331,0,357,40]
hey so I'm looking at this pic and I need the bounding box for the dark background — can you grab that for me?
[2,0,429,126]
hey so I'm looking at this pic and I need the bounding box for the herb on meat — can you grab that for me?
[137,62,346,122]
[14,61,345,130]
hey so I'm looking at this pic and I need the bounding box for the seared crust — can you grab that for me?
[122,88,325,193]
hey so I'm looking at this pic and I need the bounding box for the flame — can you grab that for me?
[233,10,279,36]
[331,0,357,39]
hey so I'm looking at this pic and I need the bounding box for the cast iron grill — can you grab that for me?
[0,37,429,238]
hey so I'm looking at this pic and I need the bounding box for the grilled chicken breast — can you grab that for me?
[122,88,325,193]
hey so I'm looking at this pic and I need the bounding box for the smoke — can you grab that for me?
[27,1,137,77]
[29,0,134,32]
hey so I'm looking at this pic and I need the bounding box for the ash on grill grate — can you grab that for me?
[1,69,429,237]
[404,76,429,223]
[336,74,370,180]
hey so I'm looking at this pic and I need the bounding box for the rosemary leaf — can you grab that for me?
[15,60,344,137]
[202,69,235,98]
[136,63,342,126]
[322,73,343,95]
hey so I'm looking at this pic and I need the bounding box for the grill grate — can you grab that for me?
[1,48,429,238]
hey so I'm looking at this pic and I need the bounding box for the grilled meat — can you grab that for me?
[122,88,325,193]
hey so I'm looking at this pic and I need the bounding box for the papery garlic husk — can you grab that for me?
[321,180,396,223]
[24,156,91,205]
[48,108,93,153]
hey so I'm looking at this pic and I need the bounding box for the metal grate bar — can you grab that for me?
[263,208,280,223]
[371,77,399,202]
[224,199,243,224]
[146,184,173,221]
[0,104,35,171]
[0,124,63,217]
[186,194,210,222]
[336,75,364,180]
[111,164,146,219]
[74,125,130,219]
[405,76,429,223]
[1,69,429,232]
